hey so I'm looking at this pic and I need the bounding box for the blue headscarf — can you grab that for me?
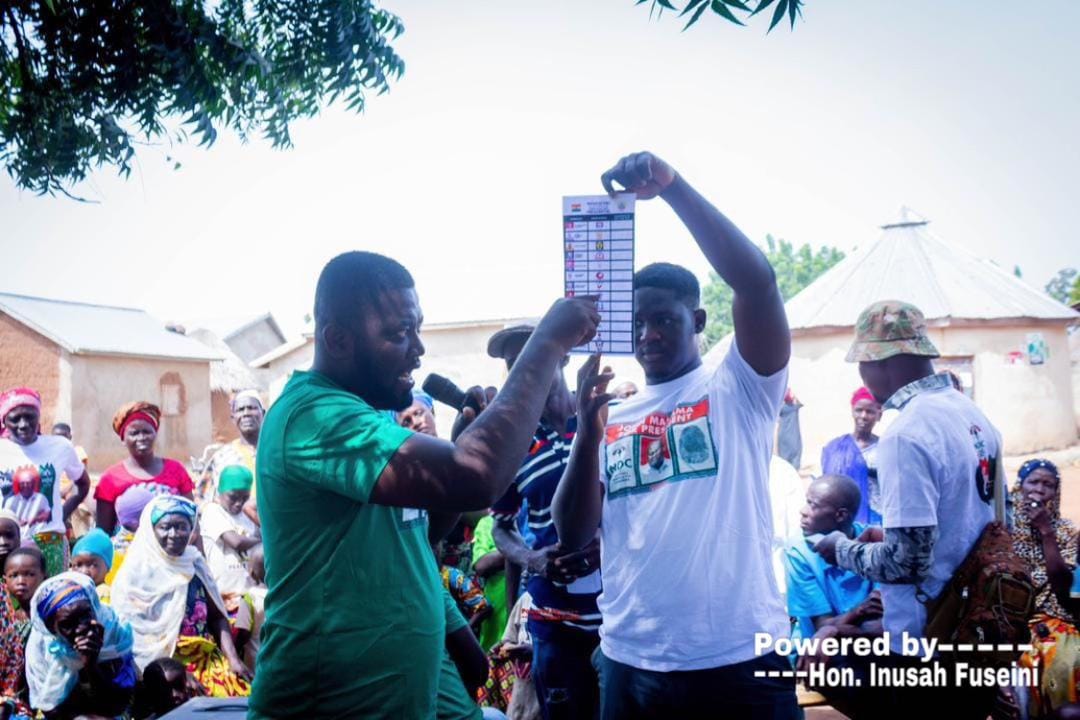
[412,390,435,413]
[28,572,136,711]
[71,528,114,571]
[1018,458,1060,482]
[36,578,90,625]
[149,495,197,527]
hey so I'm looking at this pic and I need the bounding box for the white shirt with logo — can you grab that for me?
[596,342,789,671]
[0,435,84,536]
[201,502,261,597]
[878,383,1000,653]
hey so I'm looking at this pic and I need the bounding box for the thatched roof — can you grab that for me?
[187,328,262,393]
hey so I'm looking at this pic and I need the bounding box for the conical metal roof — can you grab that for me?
[784,207,1078,330]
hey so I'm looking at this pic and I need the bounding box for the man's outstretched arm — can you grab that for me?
[602,152,790,376]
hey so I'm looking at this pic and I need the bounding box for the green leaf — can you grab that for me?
[721,0,752,11]
[768,0,789,32]
[710,0,746,24]
[43,0,55,13]
[657,0,678,9]
[679,0,708,17]
[750,0,777,16]
[788,0,802,28]
[682,0,710,29]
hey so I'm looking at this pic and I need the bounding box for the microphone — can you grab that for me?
[422,373,473,411]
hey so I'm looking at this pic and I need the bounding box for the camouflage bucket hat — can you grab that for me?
[846,300,940,362]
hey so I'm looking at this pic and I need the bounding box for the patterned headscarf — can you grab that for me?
[0,387,41,424]
[1010,458,1077,618]
[148,495,197,527]
[36,578,89,625]
[111,401,161,439]
[28,572,136,711]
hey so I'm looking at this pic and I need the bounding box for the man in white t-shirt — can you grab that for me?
[0,386,90,576]
[813,300,1001,719]
[552,152,797,718]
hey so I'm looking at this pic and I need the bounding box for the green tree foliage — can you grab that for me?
[702,235,844,348]
[1045,267,1078,304]
[0,0,404,196]
[1070,275,1080,306]
[637,0,804,32]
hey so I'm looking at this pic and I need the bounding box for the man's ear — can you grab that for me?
[835,507,852,526]
[320,322,353,360]
[693,308,707,334]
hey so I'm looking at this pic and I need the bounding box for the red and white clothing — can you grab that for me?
[0,435,84,536]
[596,341,788,671]
[95,459,194,504]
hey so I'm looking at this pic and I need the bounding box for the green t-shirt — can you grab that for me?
[472,516,508,652]
[249,370,444,719]
[438,590,483,720]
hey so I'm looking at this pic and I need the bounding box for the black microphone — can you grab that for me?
[422,373,471,411]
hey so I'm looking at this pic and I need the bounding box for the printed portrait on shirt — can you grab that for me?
[639,435,674,486]
[604,397,718,500]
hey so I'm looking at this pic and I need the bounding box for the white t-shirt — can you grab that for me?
[878,384,1000,653]
[4,493,52,538]
[0,436,84,535]
[596,342,789,671]
[200,502,260,596]
[769,455,805,600]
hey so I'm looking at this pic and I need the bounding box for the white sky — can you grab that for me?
[2,0,1077,338]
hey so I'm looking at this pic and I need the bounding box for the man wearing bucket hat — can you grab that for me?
[487,324,602,720]
[813,300,1002,718]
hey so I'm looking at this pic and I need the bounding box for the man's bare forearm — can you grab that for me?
[551,435,603,551]
[493,523,534,568]
[660,176,776,296]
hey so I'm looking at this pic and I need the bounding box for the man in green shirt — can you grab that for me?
[249,251,599,719]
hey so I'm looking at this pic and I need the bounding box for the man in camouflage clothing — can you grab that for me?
[813,300,1002,719]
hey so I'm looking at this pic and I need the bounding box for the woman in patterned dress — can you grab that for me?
[111,495,251,698]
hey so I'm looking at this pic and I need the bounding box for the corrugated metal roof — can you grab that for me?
[784,207,1079,330]
[0,292,220,361]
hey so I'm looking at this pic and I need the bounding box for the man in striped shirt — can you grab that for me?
[489,325,601,720]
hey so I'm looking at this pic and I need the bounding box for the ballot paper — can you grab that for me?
[563,193,636,354]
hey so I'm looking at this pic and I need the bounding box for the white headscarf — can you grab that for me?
[110,495,227,670]
[27,571,135,711]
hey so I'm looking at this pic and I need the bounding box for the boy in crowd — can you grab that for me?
[69,527,114,602]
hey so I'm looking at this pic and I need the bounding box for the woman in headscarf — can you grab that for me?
[0,387,90,578]
[111,495,251,698]
[26,571,136,719]
[94,402,194,536]
[1007,459,1080,718]
[820,386,883,524]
